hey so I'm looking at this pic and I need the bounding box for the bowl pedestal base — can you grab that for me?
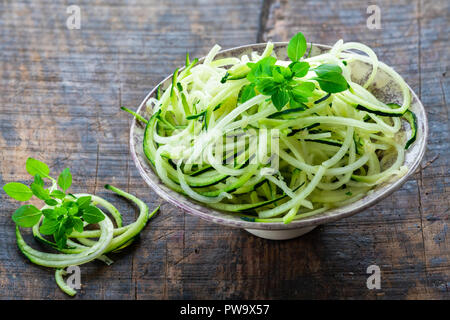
[244,226,317,240]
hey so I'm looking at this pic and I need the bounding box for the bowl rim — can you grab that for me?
[129,42,428,230]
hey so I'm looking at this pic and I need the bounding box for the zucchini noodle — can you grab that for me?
[18,185,159,295]
[140,39,417,223]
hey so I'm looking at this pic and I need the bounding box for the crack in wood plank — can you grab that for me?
[257,0,274,42]
[415,154,440,173]
[93,144,100,194]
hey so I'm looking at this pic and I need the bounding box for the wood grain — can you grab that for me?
[0,0,448,299]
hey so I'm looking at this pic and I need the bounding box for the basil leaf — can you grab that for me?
[313,72,349,93]
[313,64,342,76]
[45,199,58,206]
[276,65,293,79]
[34,174,44,187]
[246,56,276,82]
[63,217,75,235]
[289,61,310,78]
[54,225,68,249]
[3,182,33,201]
[272,68,285,83]
[287,32,307,62]
[291,82,315,99]
[76,196,92,210]
[271,89,290,110]
[54,206,68,218]
[30,182,49,201]
[68,204,79,216]
[255,78,279,95]
[289,92,308,103]
[42,208,58,220]
[50,190,66,199]
[62,199,76,208]
[26,158,50,178]
[238,84,257,104]
[12,205,42,227]
[72,216,84,233]
[82,206,105,224]
[57,168,72,192]
[39,218,59,235]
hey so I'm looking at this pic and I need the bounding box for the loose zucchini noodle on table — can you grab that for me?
[17,184,159,296]
[130,33,417,224]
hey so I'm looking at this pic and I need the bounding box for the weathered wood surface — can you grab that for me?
[0,0,448,299]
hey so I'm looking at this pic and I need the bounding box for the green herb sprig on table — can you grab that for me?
[3,158,105,249]
[224,32,349,110]
[3,157,158,296]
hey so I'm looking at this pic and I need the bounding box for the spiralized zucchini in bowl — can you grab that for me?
[126,32,417,224]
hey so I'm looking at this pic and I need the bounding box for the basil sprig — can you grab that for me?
[3,158,105,249]
[226,32,349,110]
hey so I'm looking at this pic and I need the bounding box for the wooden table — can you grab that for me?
[0,0,448,299]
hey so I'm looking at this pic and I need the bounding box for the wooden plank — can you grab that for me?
[415,0,449,296]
